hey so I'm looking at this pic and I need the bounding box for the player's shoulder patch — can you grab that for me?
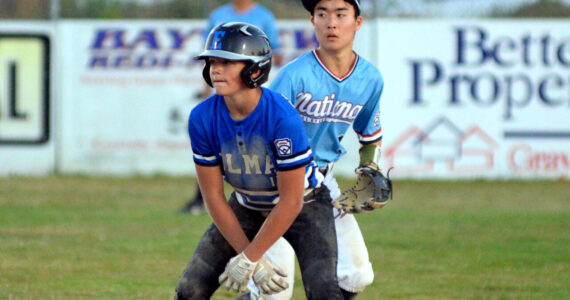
[274,138,292,156]
[373,112,381,127]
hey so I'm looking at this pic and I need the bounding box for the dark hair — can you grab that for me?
[302,0,361,18]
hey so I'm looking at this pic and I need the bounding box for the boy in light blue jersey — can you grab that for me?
[174,22,343,300]
[247,1,385,299]
[271,50,383,164]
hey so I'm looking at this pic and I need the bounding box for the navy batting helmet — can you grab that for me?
[301,0,361,17]
[196,22,272,89]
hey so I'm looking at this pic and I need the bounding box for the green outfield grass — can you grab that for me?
[0,176,568,299]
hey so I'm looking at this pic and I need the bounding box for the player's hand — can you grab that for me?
[253,256,289,295]
[219,252,257,293]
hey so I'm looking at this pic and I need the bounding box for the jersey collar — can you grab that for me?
[312,49,359,82]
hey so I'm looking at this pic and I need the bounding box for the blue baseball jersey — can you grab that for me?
[204,4,281,51]
[189,87,318,210]
[269,50,384,168]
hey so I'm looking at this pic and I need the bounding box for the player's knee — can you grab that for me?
[301,262,343,299]
[338,263,375,294]
[305,282,343,300]
[174,278,191,300]
[175,277,208,300]
[174,287,206,300]
[174,290,188,300]
[363,269,374,287]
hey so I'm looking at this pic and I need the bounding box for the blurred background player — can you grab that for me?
[245,0,386,299]
[205,0,282,62]
[179,0,283,214]
[175,22,342,300]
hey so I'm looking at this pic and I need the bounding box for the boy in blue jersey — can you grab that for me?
[205,0,282,56]
[250,1,385,299]
[180,0,283,214]
[174,22,343,300]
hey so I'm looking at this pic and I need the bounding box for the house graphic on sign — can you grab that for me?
[384,117,498,174]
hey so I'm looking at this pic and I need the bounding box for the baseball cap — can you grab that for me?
[301,0,361,16]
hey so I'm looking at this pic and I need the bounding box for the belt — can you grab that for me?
[303,185,326,202]
[257,185,326,217]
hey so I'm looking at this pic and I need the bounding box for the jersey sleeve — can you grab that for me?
[352,77,384,145]
[269,70,296,105]
[304,160,324,189]
[188,107,219,166]
[272,108,312,171]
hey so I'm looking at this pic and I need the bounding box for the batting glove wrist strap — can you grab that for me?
[219,252,258,293]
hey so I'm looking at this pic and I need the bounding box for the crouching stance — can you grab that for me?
[174,22,343,300]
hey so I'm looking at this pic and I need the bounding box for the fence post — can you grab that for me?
[50,0,60,20]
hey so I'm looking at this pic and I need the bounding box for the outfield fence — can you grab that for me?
[1,17,568,179]
[2,0,570,19]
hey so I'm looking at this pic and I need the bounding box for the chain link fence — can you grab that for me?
[1,0,570,19]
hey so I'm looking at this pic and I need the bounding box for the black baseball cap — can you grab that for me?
[301,0,361,17]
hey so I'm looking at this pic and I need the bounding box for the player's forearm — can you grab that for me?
[245,196,302,261]
[196,165,250,252]
[206,197,250,253]
[244,168,304,261]
[359,140,383,166]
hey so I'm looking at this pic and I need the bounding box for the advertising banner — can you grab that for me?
[5,19,567,179]
[376,20,569,178]
[0,23,54,175]
[57,20,317,175]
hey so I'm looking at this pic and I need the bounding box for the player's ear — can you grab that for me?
[355,16,363,31]
[251,69,262,79]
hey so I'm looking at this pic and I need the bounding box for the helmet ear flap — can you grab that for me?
[241,62,261,88]
[202,60,213,88]
[241,58,272,88]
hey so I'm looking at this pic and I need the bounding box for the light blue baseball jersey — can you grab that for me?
[189,87,319,210]
[269,50,384,168]
[204,4,281,51]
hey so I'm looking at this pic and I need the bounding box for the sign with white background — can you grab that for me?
[2,19,568,179]
[373,20,569,178]
[57,20,318,175]
[0,23,54,176]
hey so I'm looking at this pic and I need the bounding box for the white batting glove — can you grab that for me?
[219,252,258,293]
[253,256,289,295]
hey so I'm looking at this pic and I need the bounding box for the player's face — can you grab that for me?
[311,0,362,53]
[208,57,247,96]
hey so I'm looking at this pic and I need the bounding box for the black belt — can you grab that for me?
[303,184,329,202]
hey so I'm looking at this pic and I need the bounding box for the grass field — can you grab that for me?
[0,176,568,299]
